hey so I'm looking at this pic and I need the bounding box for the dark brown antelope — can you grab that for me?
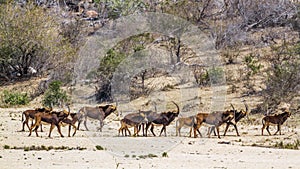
[145,101,180,137]
[223,102,249,136]
[261,110,291,135]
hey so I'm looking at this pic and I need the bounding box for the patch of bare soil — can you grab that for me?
[0,93,299,168]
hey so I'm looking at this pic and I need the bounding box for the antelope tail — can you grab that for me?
[21,112,24,122]
[262,118,265,125]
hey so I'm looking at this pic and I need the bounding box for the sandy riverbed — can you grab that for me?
[0,107,299,169]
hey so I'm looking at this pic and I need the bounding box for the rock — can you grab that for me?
[85,10,98,20]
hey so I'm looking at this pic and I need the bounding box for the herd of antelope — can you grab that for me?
[20,101,292,138]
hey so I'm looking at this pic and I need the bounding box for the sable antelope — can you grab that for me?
[223,102,249,136]
[77,104,117,131]
[28,110,70,137]
[193,110,234,139]
[145,101,180,137]
[175,115,200,137]
[21,107,52,132]
[118,111,148,136]
[261,110,291,135]
[61,113,79,137]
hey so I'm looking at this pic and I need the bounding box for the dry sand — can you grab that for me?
[0,107,299,169]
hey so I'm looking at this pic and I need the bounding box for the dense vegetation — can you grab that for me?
[0,0,299,112]
[0,1,75,81]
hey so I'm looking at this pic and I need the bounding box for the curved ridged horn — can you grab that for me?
[171,101,180,114]
[243,100,250,122]
[154,102,157,113]
[230,103,235,112]
[244,102,249,114]
[115,99,119,107]
[67,103,70,113]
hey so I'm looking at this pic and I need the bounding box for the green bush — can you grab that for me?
[0,2,76,82]
[24,147,30,151]
[42,81,69,108]
[2,90,29,106]
[95,145,104,150]
[96,0,146,19]
[208,67,225,84]
[274,140,300,150]
[262,42,300,109]
[98,48,126,77]
[147,153,158,158]
[162,152,168,157]
[244,53,263,75]
[3,145,10,149]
